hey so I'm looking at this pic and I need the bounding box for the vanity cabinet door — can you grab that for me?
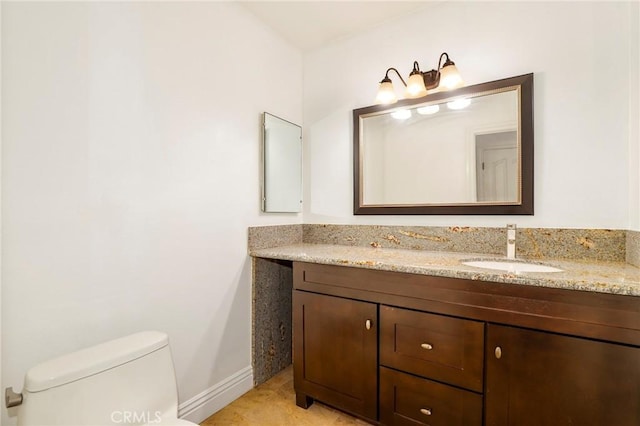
[293,290,378,421]
[486,324,640,426]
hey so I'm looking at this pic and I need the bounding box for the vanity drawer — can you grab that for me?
[380,367,482,426]
[380,305,484,392]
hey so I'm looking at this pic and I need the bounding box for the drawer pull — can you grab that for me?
[420,408,432,416]
[420,343,433,350]
[365,319,372,330]
[495,346,502,359]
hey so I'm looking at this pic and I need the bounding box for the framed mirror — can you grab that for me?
[353,73,533,215]
[262,112,302,213]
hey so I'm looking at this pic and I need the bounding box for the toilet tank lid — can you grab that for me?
[24,331,169,392]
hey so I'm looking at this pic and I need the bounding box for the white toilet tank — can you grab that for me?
[18,331,185,426]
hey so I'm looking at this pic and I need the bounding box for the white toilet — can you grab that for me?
[15,331,198,426]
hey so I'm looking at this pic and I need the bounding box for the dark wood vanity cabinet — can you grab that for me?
[380,367,483,426]
[485,324,640,426]
[292,290,378,420]
[292,262,640,426]
[379,306,484,425]
[380,306,484,392]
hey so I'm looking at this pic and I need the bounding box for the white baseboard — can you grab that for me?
[178,366,253,423]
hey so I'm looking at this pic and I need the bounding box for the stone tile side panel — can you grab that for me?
[248,224,303,251]
[302,224,625,262]
[627,230,640,267]
[252,258,293,386]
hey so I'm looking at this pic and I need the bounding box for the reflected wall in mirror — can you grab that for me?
[354,73,533,215]
[262,112,302,213]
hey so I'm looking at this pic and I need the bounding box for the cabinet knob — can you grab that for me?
[420,343,433,350]
[420,408,432,416]
[365,319,372,330]
[495,346,502,359]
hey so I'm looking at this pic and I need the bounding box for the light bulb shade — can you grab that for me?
[376,80,397,104]
[406,73,427,98]
[439,63,463,89]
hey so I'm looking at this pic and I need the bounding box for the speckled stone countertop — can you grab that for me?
[250,243,640,297]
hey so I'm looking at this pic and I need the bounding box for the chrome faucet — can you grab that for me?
[507,224,516,259]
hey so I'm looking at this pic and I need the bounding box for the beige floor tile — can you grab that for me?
[201,366,372,425]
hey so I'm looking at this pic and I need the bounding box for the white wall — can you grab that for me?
[0,1,3,412]
[630,1,640,231]
[1,2,301,424]
[303,1,638,229]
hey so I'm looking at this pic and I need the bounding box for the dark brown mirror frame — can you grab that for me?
[353,73,534,215]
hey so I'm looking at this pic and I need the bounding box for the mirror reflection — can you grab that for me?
[361,89,519,205]
[353,73,533,215]
[262,112,302,213]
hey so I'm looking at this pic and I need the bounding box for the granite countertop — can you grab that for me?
[250,243,640,297]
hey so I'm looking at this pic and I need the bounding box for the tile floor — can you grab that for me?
[200,365,372,425]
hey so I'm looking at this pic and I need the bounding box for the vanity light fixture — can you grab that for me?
[376,52,463,105]
[375,68,405,104]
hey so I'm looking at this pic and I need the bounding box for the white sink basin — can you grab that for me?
[462,259,563,273]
